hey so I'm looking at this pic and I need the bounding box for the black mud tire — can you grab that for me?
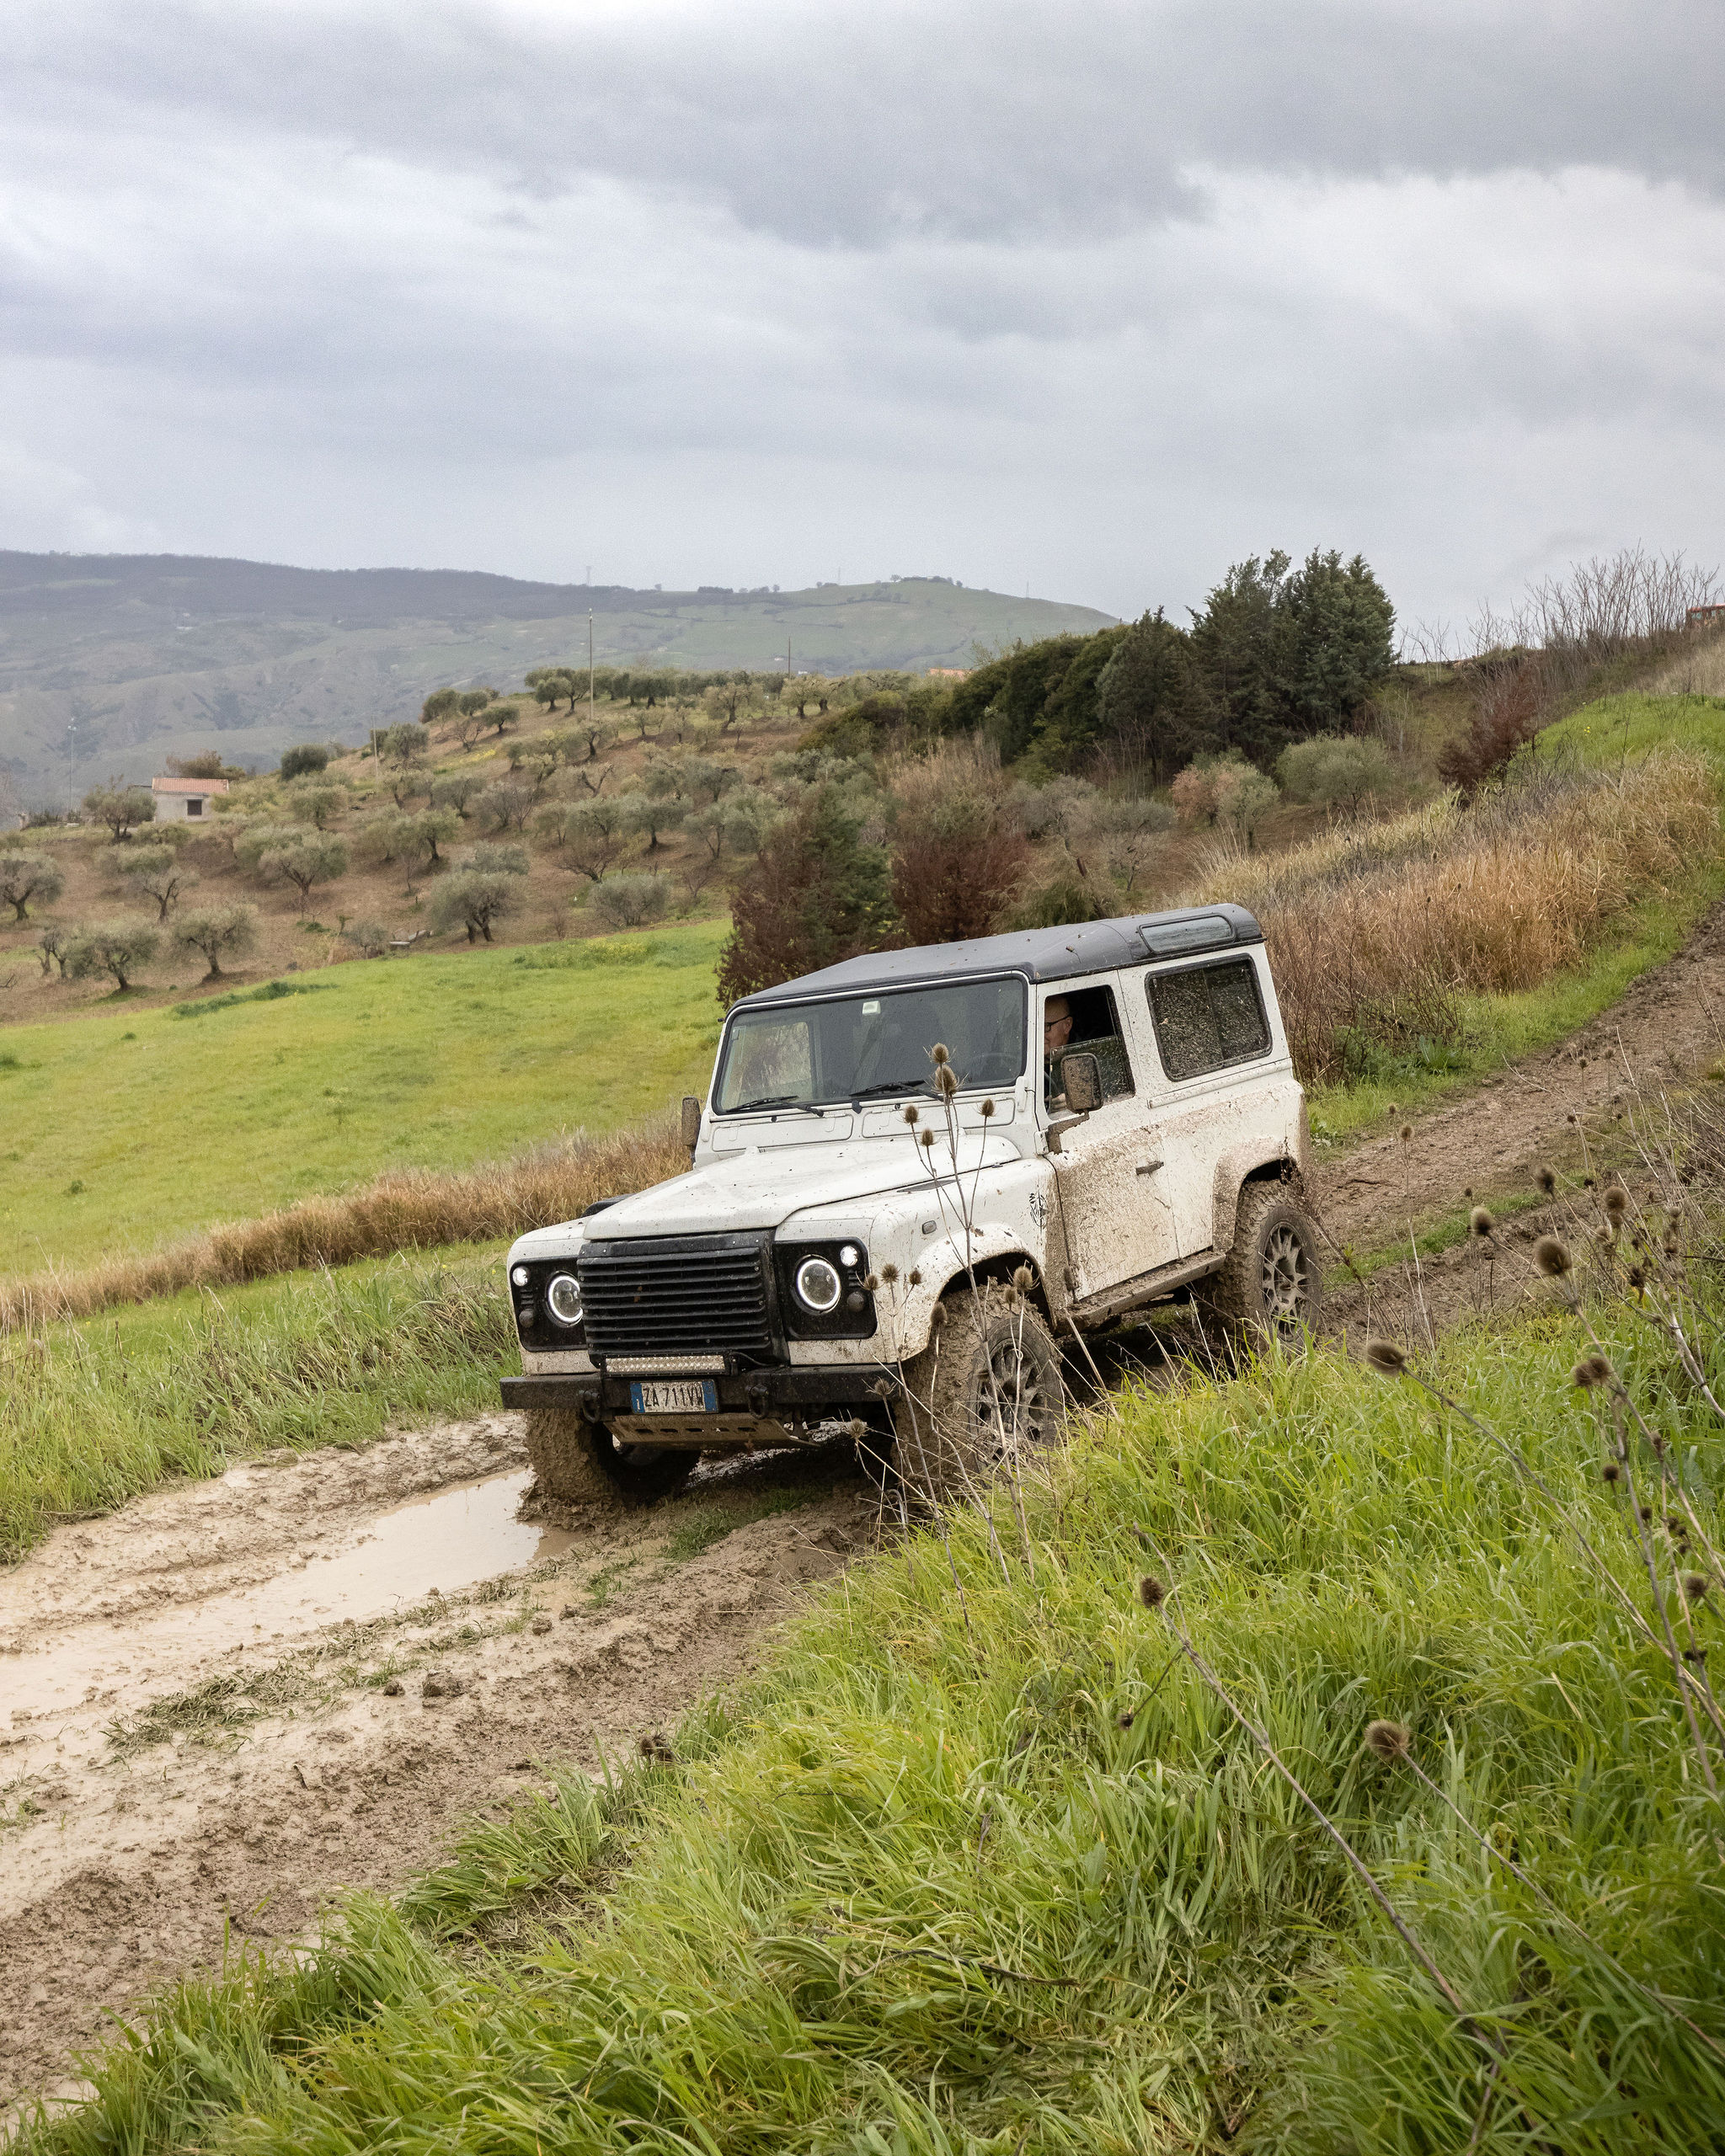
[891,1284,1066,1508]
[1197,1178,1322,1348]
[524,1406,697,1510]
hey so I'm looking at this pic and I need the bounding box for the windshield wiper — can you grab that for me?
[725,1095,826,1116]
[851,1078,932,1101]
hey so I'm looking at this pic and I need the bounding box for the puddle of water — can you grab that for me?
[4,1470,575,1727]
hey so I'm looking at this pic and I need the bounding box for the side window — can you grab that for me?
[1146,958,1270,1081]
[1044,983,1135,1102]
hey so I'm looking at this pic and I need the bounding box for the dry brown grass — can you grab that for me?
[0,1119,687,1331]
[1194,745,1720,1082]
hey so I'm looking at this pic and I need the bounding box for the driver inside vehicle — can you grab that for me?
[1043,995,1073,1102]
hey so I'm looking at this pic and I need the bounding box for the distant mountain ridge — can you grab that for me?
[0,551,1117,802]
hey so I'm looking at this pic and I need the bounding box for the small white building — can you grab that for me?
[151,775,230,823]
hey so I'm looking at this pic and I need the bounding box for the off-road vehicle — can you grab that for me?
[500,904,1318,1506]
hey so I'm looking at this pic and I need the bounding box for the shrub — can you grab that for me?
[65,917,160,990]
[279,743,330,780]
[590,873,671,931]
[476,780,537,835]
[1438,654,1550,797]
[0,849,65,921]
[889,739,1029,944]
[1276,734,1400,814]
[339,917,393,958]
[717,785,895,1003]
[171,902,260,981]
[166,751,228,780]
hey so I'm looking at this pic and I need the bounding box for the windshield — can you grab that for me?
[714,975,1028,1113]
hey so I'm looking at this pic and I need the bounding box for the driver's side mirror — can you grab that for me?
[1060,1052,1102,1115]
[681,1095,702,1154]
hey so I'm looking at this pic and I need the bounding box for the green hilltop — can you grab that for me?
[0,552,1116,803]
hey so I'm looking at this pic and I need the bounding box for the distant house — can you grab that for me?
[927,667,969,680]
[152,775,230,822]
[1688,605,1725,628]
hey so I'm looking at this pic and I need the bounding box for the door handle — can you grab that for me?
[1136,1158,1163,1176]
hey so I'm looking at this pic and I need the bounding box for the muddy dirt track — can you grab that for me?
[7,900,1725,2122]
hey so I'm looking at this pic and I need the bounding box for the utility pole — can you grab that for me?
[588,609,595,727]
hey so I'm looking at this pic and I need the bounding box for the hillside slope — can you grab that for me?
[0,554,1116,803]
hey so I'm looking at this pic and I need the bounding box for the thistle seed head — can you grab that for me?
[980,1097,996,1118]
[1364,1337,1409,1377]
[1012,1264,1035,1292]
[902,1102,920,1125]
[1137,1575,1165,1610]
[862,1273,879,1293]
[908,1267,922,1287]
[1535,1235,1573,1278]
[880,1262,899,1283]
[1628,1264,1647,1290]
[1573,1353,1612,1389]
[936,1064,959,1097]
[1365,1719,1411,1762]
[919,1128,937,1149]
[1602,1460,1621,1482]
[931,1042,951,1066]
[1683,1573,1709,1603]
[1605,1183,1629,1222]
[1399,1123,1413,1143]
[847,1419,867,1439]
[1567,1113,1578,1124]
[929,1301,947,1328]
[1639,1505,1654,1523]
[1471,1206,1494,1238]
[1538,1166,1557,1195]
[1685,1646,1709,1664]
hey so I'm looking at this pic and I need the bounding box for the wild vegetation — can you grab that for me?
[0,1253,513,1564]
[24,1145,1725,2148]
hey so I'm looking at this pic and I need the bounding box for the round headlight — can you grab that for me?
[839,1244,860,1267]
[546,1273,584,1327]
[510,1264,530,1287]
[793,1256,843,1315]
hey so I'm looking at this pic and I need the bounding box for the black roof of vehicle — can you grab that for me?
[730,904,1265,1011]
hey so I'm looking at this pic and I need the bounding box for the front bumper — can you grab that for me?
[500,1364,899,1417]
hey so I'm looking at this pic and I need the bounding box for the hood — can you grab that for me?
[592,1134,1023,1237]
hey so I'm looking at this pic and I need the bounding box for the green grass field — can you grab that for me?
[0,922,728,1274]
[29,1298,1725,2153]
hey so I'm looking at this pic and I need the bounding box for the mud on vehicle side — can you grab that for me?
[502,904,1319,1508]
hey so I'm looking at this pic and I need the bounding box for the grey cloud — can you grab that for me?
[4,1,1723,249]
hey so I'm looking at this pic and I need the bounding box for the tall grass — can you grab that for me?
[25,1288,1725,2150]
[0,1120,685,1331]
[0,1257,515,1563]
[1198,744,1719,1082]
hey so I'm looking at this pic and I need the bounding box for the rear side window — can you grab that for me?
[1146,958,1270,1081]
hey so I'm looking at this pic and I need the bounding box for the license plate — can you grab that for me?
[629,1379,718,1415]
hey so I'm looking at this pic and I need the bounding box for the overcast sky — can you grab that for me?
[2,0,1722,635]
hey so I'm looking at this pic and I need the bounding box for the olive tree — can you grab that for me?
[116,843,200,921]
[396,808,460,870]
[560,798,630,880]
[280,743,330,779]
[256,831,350,903]
[430,771,485,819]
[1275,734,1400,814]
[0,850,65,922]
[66,918,159,990]
[428,845,528,943]
[590,873,670,931]
[171,902,259,980]
[619,793,686,851]
[83,784,157,841]
[283,777,348,828]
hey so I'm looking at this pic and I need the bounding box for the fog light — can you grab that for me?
[793,1256,842,1314]
[839,1243,860,1267]
[510,1264,530,1287]
[546,1273,584,1327]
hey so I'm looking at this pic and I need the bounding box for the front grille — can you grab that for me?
[578,1234,774,1361]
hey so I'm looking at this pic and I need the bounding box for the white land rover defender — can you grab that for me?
[500,904,1320,1508]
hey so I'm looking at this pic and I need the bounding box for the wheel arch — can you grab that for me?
[1211,1142,1301,1258]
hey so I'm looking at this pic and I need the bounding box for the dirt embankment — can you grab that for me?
[1315,899,1725,1338]
[0,1422,879,2118]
